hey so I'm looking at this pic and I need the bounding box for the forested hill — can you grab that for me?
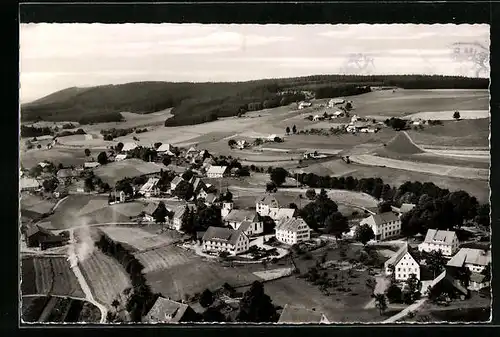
[21,75,488,126]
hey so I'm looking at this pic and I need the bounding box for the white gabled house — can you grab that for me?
[143,202,159,222]
[275,217,311,245]
[223,209,263,235]
[202,227,249,255]
[139,177,161,198]
[170,176,184,192]
[115,154,127,162]
[328,98,345,107]
[359,211,401,241]
[446,248,491,273]
[418,229,459,257]
[255,194,280,217]
[384,243,421,282]
[122,142,138,152]
[206,165,228,178]
[268,207,296,222]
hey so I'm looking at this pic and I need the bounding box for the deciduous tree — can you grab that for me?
[237,281,278,323]
[97,151,108,165]
[354,224,375,246]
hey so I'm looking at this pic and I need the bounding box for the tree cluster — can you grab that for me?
[21,125,54,138]
[180,204,223,237]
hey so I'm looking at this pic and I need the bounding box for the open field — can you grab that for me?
[350,89,488,117]
[99,226,179,252]
[134,245,197,274]
[350,154,488,181]
[93,158,167,185]
[20,147,89,169]
[21,256,85,298]
[407,118,489,147]
[43,195,147,229]
[79,250,132,307]
[21,193,56,216]
[144,248,262,301]
[406,110,488,120]
[22,295,103,323]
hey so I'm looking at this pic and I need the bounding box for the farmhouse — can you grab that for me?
[278,304,330,324]
[359,212,401,241]
[469,272,490,291]
[206,166,228,178]
[170,176,184,192]
[189,177,206,196]
[84,161,100,169]
[171,205,189,231]
[312,114,322,121]
[238,220,264,237]
[202,227,249,255]
[202,157,216,169]
[109,190,127,204]
[143,202,159,222]
[384,243,421,281]
[328,98,345,107]
[275,217,311,245]
[20,177,42,192]
[115,154,127,162]
[256,194,280,217]
[418,229,459,257]
[298,101,312,110]
[446,248,491,273]
[268,207,296,222]
[139,177,161,197]
[157,143,175,156]
[185,146,198,159]
[224,209,261,231]
[122,142,138,152]
[23,224,55,248]
[236,140,248,149]
[267,134,278,141]
[144,297,198,323]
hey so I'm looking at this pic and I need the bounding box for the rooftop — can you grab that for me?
[255,194,280,207]
[268,208,296,220]
[202,226,245,246]
[139,177,160,193]
[384,243,416,267]
[144,297,190,323]
[422,229,457,245]
[447,248,491,268]
[206,166,228,175]
[225,209,259,223]
[275,217,309,233]
[370,212,400,226]
[122,142,138,152]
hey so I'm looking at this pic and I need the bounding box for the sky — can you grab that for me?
[19,23,490,103]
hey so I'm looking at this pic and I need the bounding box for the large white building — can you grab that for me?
[223,209,263,236]
[384,243,421,282]
[275,217,311,245]
[359,212,401,241]
[255,194,280,217]
[138,177,161,198]
[206,165,228,178]
[202,227,249,255]
[418,229,459,257]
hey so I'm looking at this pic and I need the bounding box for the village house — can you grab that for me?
[206,165,228,179]
[298,101,312,110]
[391,203,416,218]
[255,194,280,217]
[23,224,68,250]
[114,154,127,162]
[328,98,345,108]
[170,205,188,231]
[418,229,459,257]
[157,143,175,156]
[143,202,159,222]
[143,297,198,323]
[189,177,206,196]
[469,272,490,291]
[384,243,421,282]
[202,157,216,170]
[236,140,247,150]
[139,177,161,198]
[266,134,278,142]
[108,190,127,204]
[84,161,100,169]
[202,227,249,255]
[170,176,184,192]
[185,146,198,159]
[359,211,401,241]
[221,202,234,218]
[122,142,139,152]
[275,217,311,245]
[224,209,261,228]
[446,248,491,273]
[20,177,42,192]
[268,207,296,222]
[312,114,322,121]
[203,193,218,206]
[278,304,330,324]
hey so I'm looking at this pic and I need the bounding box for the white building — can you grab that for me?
[267,134,278,142]
[122,142,138,152]
[312,114,322,121]
[447,248,491,273]
[139,177,161,198]
[115,154,127,162]
[328,98,345,107]
[224,209,262,232]
[275,217,311,245]
[359,212,401,241]
[268,207,296,222]
[221,202,234,218]
[20,177,42,192]
[202,227,249,255]
[157,143,175,156]
[170,205,188,231]
[236,140,248,150]
[298,101,312,110]
[469,272,490,291]
[170,176,184,192]
[143,202,159,222]
[384,243,421,282]
[206,166,227,178]
[84,161,100,169]
[418,229,459,257]
[256,194,280,217]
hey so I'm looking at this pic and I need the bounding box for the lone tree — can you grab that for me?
[345,102,353,111]
[354,224,375,246]
[266,181,277,193]
[425,250,446,278]
[199,289,214,308]
[386,283,403,303]
[153,201,168,224]
[285,126,291,135]
[374,294,387,316]
[180,206,194,236]
[453,110,461,121]
[324,212,349,240]
[237,281,278,323]
[84,148,91,157]
[292,125,297,134]
[270,167,288,187]
[306,188,316,200]
[116,142,124,152]
[228,139,237,148]
[174,180,194,201]
[97,151,108,165]
[403,274,422,304]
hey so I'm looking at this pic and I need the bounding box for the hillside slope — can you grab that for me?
[20,75,488,126]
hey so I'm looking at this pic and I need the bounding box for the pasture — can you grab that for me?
[20,147,89,169]
[350,154,489,181]
[21,193,56,216]
[21,256,85,298]
[98,226,179,252]
[79,250,132,307]
[93,158,166,185]
[134,245,197,274]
